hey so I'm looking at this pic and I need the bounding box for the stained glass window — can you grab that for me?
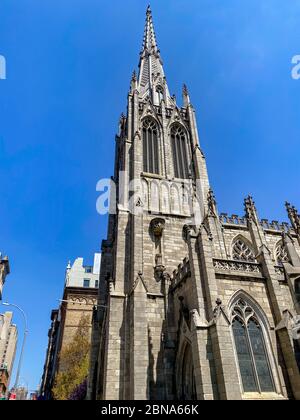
[232,299,275,394]
[233,318,257,392]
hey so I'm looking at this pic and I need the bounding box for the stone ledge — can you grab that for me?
[242,392,286,401]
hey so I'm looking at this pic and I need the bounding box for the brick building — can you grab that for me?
[0,312,18,396]
[40,254,100,399]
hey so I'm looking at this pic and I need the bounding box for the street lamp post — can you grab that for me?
[2,302,28,391]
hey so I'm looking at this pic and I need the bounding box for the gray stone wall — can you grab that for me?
[87,8,300,401]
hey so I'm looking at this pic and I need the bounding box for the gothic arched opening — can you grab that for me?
[231,298,275,394]
[295,277,300,304]
[171,124,190,179]
[143,118,160,175]
[178,344,197,400]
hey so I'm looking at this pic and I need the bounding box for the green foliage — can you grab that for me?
[52,315,90,400]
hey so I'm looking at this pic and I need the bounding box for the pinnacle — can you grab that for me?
[142,4,158,52]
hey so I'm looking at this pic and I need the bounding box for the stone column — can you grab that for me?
[197,225,242,400]
[129,275,149,400]
[245,197,300,399]
[286,202,300,247]
[185,226,215,399]
[282,233,300,315]
[128,89,149,400]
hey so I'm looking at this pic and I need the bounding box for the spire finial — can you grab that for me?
[286,202,300,232]
[138,7,172,106]
[132,70,137,81]
[142,4,158,53]
[244,195,259,224]
[183,84,191,107]
[130,70,138,92]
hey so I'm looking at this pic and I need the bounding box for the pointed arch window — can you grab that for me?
[156,86,164,103]
[275,241,289,266]
[232,238,256,262]
[295,278,300,304]
[143,118,159,175]
[232,299,275,394]
[171,125,190,179]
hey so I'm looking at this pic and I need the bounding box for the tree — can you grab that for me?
[52,315,90,400]
[68,379,88,401]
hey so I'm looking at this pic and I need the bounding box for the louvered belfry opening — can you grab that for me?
[171,124,189,179]
[143,118,159,175]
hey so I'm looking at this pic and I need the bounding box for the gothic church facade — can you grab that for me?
[88,7,300,400]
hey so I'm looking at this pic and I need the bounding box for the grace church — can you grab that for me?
[87,7,300,400]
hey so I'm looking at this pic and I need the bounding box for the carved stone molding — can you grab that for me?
[68,296,98,307]
[131,271,148,295]
[183,224,194,242]
[213,259,261,274]
[207,188,217,218]
[212,298,231,325]
[244,195,258,224]
[150,217,165,237]
[154,253,166,282]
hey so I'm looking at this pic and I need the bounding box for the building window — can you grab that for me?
[156,86,164,103]
[83,279,90,288]
[296,278,300,304]
[171,124,190,179]
[232,238,256,262]
[143,118,159,174]
[232,299,275,394]
[275,241,289,266]
[95,280,99,288]
[85,267,92,274]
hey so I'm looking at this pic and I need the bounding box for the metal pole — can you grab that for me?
[1,303,28,391]
[14,329,28,390]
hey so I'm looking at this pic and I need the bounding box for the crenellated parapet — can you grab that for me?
[260,219,293,233]
[219,213,294,234]
[171,258,191,290]
[219,213,247,227]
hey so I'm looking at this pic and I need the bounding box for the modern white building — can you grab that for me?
[65,253,101,290]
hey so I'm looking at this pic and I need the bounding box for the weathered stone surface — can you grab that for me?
[87,7,300,401]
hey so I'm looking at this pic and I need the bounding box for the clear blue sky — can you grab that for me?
[0,0,299,392]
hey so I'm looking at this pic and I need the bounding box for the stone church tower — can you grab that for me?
[88,7,300,400]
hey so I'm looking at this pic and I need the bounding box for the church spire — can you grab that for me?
[142,5,159,53]
[137,6,172,106]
